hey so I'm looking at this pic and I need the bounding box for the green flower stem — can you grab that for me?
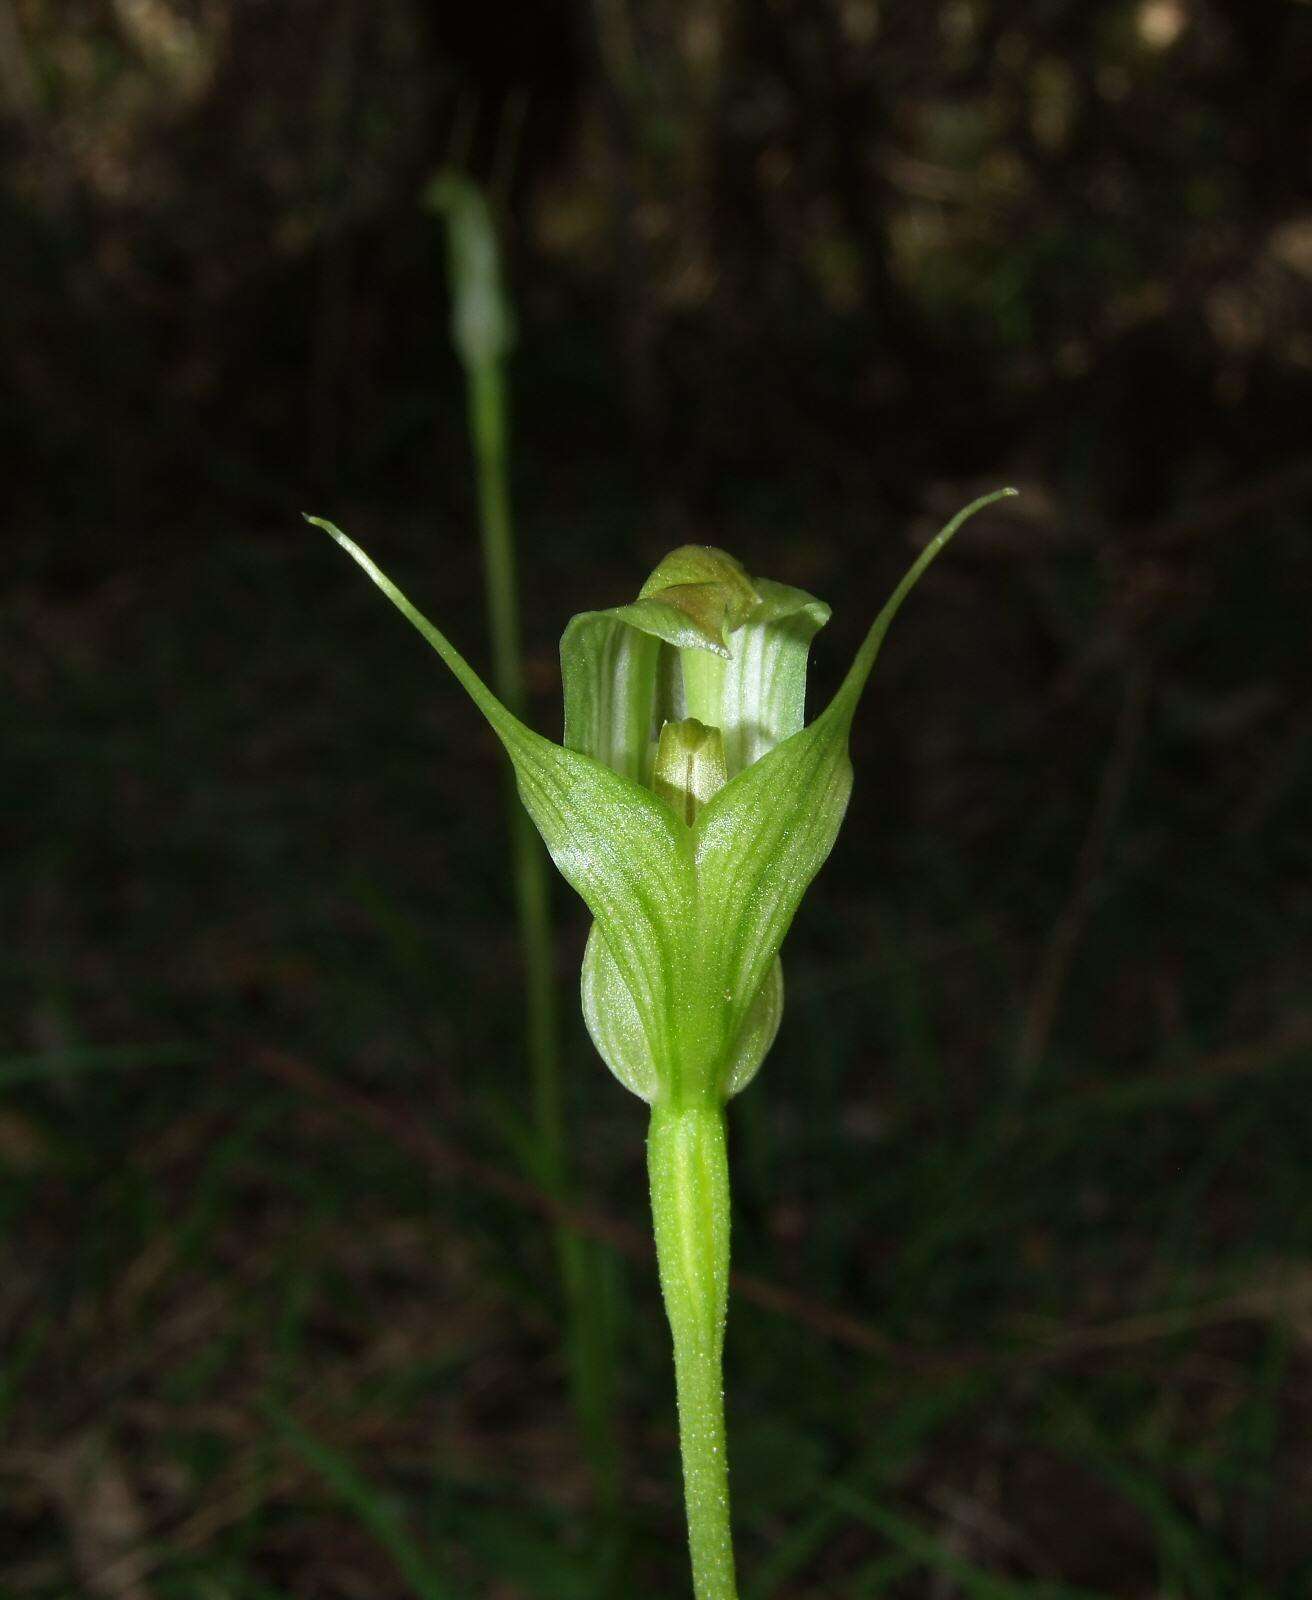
[313,476,1019,1594]
[648,1102,737,1600]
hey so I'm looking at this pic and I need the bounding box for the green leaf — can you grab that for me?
[309,516,694,1066]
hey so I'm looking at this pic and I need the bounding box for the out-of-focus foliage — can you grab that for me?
[2,0,1310,542]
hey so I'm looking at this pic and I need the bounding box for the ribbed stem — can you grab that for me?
[648,1103,737,1600]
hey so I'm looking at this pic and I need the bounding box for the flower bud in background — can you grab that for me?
[426,171,515,368]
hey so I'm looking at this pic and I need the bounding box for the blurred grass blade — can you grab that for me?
[1041,1388,1238,1598]
[266,1403,456,1600]
[0,1042,208,1087]
[826,1483,1109,1599]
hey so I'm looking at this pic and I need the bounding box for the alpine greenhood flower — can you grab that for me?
[308,490,1015,1112]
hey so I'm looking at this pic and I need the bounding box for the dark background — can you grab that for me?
[4,1,1312,1595]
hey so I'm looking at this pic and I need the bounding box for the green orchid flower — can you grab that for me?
[310,487,1015,1600]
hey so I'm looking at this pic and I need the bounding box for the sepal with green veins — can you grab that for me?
[308,489,1015,1113]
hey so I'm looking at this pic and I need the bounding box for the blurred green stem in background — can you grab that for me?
[426,171,622,1522]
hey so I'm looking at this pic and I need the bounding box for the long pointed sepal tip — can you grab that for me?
[943,485,1019,522]
[304,512,352,552]
[304,512,524,742]
[829,485,1019,723]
